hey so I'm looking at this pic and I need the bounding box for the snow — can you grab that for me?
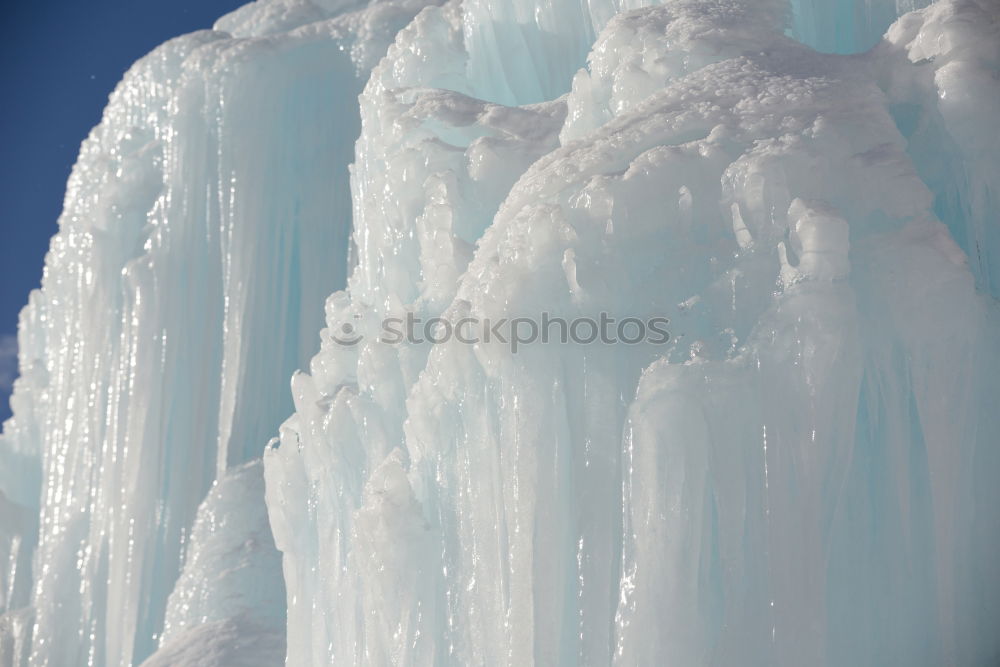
[1,0,999,665]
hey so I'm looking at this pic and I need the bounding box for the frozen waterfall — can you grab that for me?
[1,0,999,665]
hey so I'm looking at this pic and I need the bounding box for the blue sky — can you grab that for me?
[0,0,247,422]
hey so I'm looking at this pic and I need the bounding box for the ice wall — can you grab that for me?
[0,0,438,664]
[265,0,1000,665]
[0,0,996,665]
[790,0,932,53]
[880,0,1000,297]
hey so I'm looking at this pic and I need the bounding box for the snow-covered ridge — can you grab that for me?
[2,0,999,665]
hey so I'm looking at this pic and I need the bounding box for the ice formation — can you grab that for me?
[0,0,438,663]
[142,461,285,666]
[1,0,999,665]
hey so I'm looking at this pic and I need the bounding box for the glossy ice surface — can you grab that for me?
[1,0,999,665]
